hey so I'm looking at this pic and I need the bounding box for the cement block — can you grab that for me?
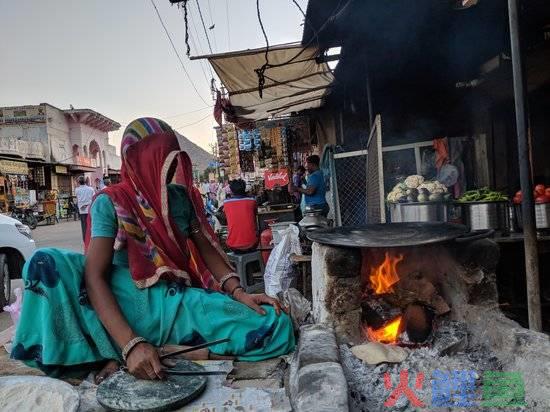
[297,324,339,367]
[294,362,349,412]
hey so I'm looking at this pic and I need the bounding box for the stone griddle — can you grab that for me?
[96,360,207,412]
[307,222,469,248]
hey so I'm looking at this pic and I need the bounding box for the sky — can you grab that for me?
[0,0,307,152]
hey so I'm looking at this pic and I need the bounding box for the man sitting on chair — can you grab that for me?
[224,179,259,254]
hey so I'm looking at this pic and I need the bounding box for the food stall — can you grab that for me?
[0,159,30,210]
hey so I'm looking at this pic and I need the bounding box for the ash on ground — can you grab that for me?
[340,320,524,412]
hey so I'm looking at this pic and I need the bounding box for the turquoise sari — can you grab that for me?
[12,187,295,376]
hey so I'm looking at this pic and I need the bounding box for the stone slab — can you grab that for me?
[294,362,348,412]
[231,358,285,380]
[231,378,282,390]
[297,324,339,367]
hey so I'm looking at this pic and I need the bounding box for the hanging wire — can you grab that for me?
[195,0,214,54]
[255,0,270,98]
[225,0,231,50]
[254,0,351,97]
[189,3,215,79]
[205,0,219,52]
[183,6,213,86]
[149,0,211,105]
[176,0,191,56]
[172,112,212,130]
[165,105,213,119]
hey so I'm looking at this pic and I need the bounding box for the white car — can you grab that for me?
[0,213,36,307]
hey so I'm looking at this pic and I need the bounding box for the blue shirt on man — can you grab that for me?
[304,170,327,206]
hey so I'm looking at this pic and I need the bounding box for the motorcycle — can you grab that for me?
[11,206,38,230]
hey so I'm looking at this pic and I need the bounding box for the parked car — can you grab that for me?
[0,213,36,307]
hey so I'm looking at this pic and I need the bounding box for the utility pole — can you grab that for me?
[508,0,542,331]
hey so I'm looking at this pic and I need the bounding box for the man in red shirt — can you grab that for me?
[223,179,259,253]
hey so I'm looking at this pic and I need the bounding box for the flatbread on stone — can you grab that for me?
[351,342,408,365]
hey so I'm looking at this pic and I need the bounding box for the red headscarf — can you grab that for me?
[85,118,225,289]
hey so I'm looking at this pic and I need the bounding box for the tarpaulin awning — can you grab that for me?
[192,42,334,122]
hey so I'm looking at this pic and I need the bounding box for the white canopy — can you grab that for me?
[193,42,334,121]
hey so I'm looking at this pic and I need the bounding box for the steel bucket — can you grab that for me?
[389,202,448,223]
[458,201,510,234]
[515,203,550,230]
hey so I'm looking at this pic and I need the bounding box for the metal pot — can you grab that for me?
[389,202,448,223]
[299,207,329,232]
[515,203,550,230]
[457,201,510,234]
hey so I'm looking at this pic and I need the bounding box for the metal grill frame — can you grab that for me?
[327,114,386,226]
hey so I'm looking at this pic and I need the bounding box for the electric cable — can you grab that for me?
[195,0,214,54]
[225,0,231,50]
[172,112,212,130]
[149,0,211,106]
[205,0,219,52]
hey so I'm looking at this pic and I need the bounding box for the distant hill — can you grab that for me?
[175,132,213,172]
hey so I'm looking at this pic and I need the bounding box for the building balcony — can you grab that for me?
[0,137,46,160]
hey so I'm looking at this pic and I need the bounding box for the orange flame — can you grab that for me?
[364,316,403,344]
[369,252,404,294]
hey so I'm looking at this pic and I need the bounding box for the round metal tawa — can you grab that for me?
[306,222,469,248]
[96,360,207,412]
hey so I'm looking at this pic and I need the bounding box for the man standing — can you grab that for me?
[103,176,112,188]
[223,179,259,253]
[292,155,329,216]
[290,165,306,204]
[75,176,95,240]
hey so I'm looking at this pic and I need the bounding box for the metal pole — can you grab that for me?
[507,0,542,331]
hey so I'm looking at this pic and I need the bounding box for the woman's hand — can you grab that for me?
[126,342,165,380]
[233,289,288,316]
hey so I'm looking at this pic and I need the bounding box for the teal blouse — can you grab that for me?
[90,184,195,267]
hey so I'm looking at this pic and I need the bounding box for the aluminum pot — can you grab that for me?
[298,207,329,232]
[389,202,448,223]
[457,201,509,234]
[515,203,550,230]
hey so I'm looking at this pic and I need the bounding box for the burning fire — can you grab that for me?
[364,317,402,344]
[364,251,405,344]
[369,252,404,294]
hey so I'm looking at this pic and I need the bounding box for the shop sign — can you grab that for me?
[55,165,68,174]
[0,105,46,124]
[74,155,92,167]
[0,159,28,175]
[264,170,289,189]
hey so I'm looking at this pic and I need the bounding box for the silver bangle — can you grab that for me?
[219,272,240,292]
[122,337,147,362]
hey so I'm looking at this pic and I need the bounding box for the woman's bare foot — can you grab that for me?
[95,360,119,385]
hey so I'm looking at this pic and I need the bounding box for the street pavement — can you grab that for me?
[0,220,84,331]
[33,219,84,252]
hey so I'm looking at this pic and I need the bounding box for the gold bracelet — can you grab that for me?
[122,336,147,363]
[219,272,240,292]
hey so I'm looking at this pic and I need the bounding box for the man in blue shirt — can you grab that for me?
[292,155,329,216]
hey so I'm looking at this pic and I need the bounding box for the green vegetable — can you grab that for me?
[457,188,508,202]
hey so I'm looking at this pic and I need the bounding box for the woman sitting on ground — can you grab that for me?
[12,118,295,382]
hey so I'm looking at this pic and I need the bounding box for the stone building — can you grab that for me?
[0,103,120,212]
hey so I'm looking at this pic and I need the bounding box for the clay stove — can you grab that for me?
[308,223,550,411]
